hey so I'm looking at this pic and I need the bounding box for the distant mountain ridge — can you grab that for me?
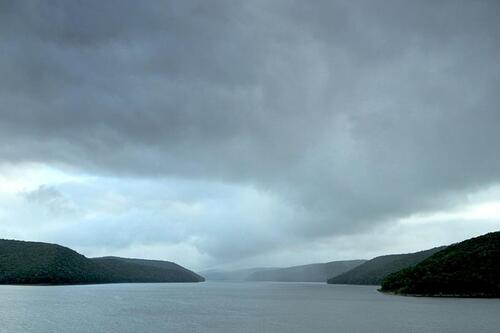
[199,267,278,281]
[248,260,367,282]
[327,246,446,285]
[381,232,500,297]
[0,239,204,285]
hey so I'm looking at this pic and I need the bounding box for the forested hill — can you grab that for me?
[380,232,500,297]
[0,239,108,284]
[92,256,204,283]
[247,260,366,282]
[327,246,446,285]
[0,239,204,285]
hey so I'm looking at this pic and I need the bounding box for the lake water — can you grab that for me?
[1,282,499,333]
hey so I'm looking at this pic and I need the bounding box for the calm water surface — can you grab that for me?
[1,282,499,333]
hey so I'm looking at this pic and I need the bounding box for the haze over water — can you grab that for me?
[2,282,499,333]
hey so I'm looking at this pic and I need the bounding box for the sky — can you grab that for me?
[1,0,499,271]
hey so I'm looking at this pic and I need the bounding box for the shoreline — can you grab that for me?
[378,289,500,299]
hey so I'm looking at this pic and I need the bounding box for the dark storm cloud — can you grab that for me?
[1,0,500,255]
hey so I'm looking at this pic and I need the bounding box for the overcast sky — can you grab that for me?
[1,0,499,271]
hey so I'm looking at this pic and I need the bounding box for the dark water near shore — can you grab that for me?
[1,282,499,333]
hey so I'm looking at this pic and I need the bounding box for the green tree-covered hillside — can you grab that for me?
[380,232,500,297]
[327,246,445,285]
[0,239,204,285]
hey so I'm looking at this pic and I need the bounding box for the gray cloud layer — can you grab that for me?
[1,1,500,265]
